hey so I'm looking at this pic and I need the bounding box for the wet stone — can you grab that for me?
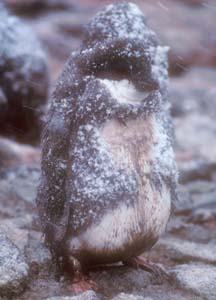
[157,237,216,264]
[0,219,29,253]
[0,231,29,297]
[170,67,216,116]
[46,290,99,300]
[148,3,216,74]
[184,180,216,194]
[188,207,216,224]
[175,113,216,162]
[179,160,216,183]
[25,231,51,268]
[90,268,152,296]
[7,174,39,205]
[174,0,214,7]
[112,293,153,300]
[166,215,188,233]
[0,165,40,219]
[175,182,216,214]
[0,5,49,143]
[173,223,216,244]
[0,138,40,175]
[170,263,216,300]
[5,0,75,15]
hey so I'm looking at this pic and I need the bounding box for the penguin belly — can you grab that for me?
[68,177,171,266]
[68,80,171,266]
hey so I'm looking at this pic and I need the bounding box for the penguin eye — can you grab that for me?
[93,58,130,81]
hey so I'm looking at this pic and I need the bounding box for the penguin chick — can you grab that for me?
[0,5,49,143]
[37,2,178,275]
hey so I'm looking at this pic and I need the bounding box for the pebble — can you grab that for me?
[112,293,153,300]
[170,263,216,300]
[47,290,99,300]
[0,231,29,296]
[158,237,216,264]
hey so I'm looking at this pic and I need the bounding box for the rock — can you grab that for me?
[0,231,29,296]
[0,219,29,253]
[3,164,40,205]
[112,293,153,300]
[172,68,216,109]
[46,290,99,300]
[0,137,40,175]
[170,67,216,118]
[90,268,152,296]
[174,0,215,7]
[21,276,65,300]
[188,207,216,224]
[137,2,216,74]
[179,160,216,183]
[54,13,85,38]
[158,237,216,264]
[31,11,86,82]
[175,117,216,163]
[7,172,39,205]
[175,182,216,214]
[0,165,40,219]
[169,68,216,168]
[0,211,40,279]
[170,263,216,300]
[188,188,216,211]
[5,0,75,15]
[171,222,216,244]
[0,5,49,143]
[172,87,216,164]
[166,215,188,233]
[170,68,216,166]
[25,231,51,268]
[185,180,216,194]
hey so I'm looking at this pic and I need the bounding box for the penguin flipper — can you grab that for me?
[36,55,85,255]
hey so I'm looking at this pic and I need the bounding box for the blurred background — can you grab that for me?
[2,0,216,163]
[0,1,216,300]
[6,0,216,78]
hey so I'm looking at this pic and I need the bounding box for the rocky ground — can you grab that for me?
[0,1,216,299]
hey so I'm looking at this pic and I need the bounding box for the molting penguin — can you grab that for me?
[37,1,178,280]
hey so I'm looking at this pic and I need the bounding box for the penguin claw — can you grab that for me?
[123,256,170,281]
[71,277,98,294]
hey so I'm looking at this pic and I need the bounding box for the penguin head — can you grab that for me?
[80,2,161,92]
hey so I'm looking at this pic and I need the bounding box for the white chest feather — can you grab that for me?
[100,78,149,104]
[69,79,172,259]
[69,182,170,254]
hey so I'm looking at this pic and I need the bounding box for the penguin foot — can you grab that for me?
[123,256,170,280]
[71,276,98,294]
[67,256,98,294]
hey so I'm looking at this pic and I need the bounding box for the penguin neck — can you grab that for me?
[99,78,149,104]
